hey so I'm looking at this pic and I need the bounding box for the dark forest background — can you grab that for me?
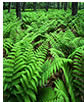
[3,2,84,19]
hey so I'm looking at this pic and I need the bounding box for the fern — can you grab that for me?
[54,79,69,102]
[3,38,13,56]
[3,9,84,102]
[69,46,84,98]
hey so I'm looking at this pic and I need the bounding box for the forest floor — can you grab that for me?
[3,9,84,102]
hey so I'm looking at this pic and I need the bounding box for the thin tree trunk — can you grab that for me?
[45,2,49,11]
[72,2,78,16]
[61,2,64,9]
[3,2,6,10]
[16,2,21,19]
[33,2,36,11]
[8,2,11,13]
[22,2,26,12]
[64,2,67,11]
[57,2,60,9]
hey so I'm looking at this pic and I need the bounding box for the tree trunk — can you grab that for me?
[57,2,60,9]
[16,2,21,19]
[45,2,49,11]
[61,2,64,9]
[64,2,67,11]
[8,2,11,13]
[22,2,26,12]
[33,2,36,11]
[72,2,78,16]
[3,2,6,10]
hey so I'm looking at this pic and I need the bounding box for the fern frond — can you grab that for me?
[71,47,84,96]
[3,38,13,56]
[54,79,69,102]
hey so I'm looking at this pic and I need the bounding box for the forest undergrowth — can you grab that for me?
[3,9,84,102]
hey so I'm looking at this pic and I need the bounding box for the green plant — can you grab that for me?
[3,9,84,102]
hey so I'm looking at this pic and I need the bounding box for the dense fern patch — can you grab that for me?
[3,9,84,102]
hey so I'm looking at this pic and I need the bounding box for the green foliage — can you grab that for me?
[54,79,69,102]
[37,87,56,102]
[69,46,84,96]
[68,13,84,37]
[3,38,13,56]
[3,39,48,102]
[3,9,84,102]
